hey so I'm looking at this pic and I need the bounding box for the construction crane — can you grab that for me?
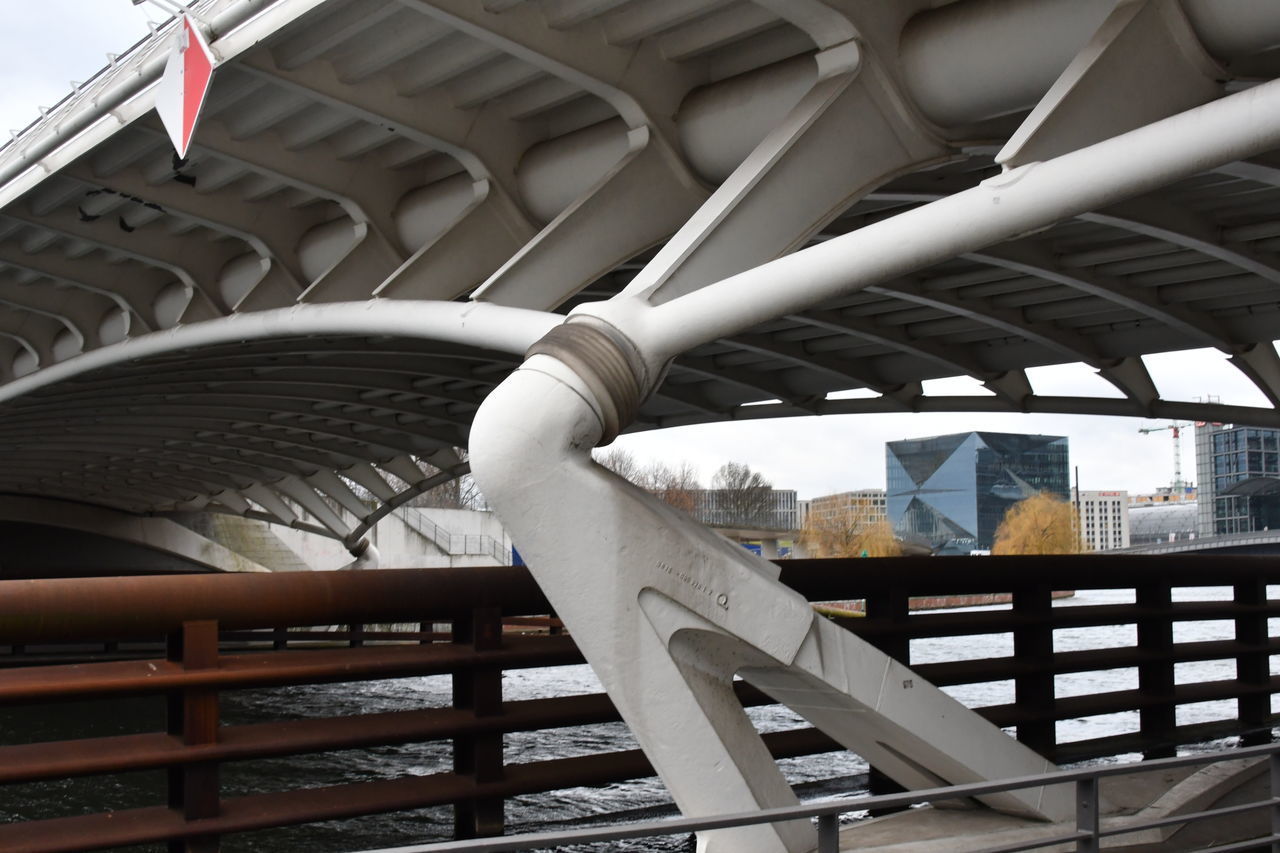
[1138,421,1191,491]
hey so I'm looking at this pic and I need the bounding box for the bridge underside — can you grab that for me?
[4,1,1280,850]
[0,0,1278,549]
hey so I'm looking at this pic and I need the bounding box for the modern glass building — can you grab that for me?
[886,432,1070,553]
[1193,423,1280,535]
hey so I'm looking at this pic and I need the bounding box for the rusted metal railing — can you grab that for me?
[0,556,1277,852]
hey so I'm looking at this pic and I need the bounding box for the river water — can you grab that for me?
[2,587,1276,852]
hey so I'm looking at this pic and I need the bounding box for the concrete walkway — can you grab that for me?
[831,756,1268,851]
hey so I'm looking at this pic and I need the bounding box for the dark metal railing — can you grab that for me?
[0,555,1277,852]
[354,740,1280,853]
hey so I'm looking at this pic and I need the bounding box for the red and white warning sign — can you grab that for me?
[155,15,216,159]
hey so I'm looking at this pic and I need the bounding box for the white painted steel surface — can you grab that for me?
[4,4,1280,843]
[1,0,1280,544]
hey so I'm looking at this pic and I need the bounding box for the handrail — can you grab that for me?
[355,741,1280,853]
[394,506,510,563]
[0,555,1276,851]
[0,566,547,642]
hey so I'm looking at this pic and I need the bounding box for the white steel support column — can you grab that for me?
[469,353,1070,853]
[470,75,1280,851]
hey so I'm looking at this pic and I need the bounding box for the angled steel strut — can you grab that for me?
[470,77,1280,852]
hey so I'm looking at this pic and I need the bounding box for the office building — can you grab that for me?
[887,432,1069,552]
[1193,423,1280,535]
[805,489,887,528]
[691,488,799,531]
[1075,490,1130,551]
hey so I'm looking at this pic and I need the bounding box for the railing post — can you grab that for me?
[1136,582,1176,758]
[166,620,220,853]
[816,813,840,852]
[452,606,504,839]
[1235,579,1271,746]
[864,585,910,813]
[1013,583,1055,757]
[1076,776,1100,853]
[1270,750,1280,853]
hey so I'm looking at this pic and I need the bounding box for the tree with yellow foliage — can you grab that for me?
[991,492,1086,555]
[800,505,902,558]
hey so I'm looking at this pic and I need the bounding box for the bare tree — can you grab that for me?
[413,448,483,509]
[594,447,643,483]
[645,460,701,514]
[710,462,775,528]
[594,449,703,514]
[800,506,901,558]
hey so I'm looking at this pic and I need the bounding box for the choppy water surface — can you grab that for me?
[2,587,1275,851]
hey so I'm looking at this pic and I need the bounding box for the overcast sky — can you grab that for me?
[3,3,1273,500]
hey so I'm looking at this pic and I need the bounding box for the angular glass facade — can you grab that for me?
[886,432,1070,552]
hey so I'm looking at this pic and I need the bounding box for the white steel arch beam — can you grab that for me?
[674,355,825,413]
[81,360,497,410]
[24,379,477,432]
[963,244,1235,350]
[604,78,1280,370]
[0,299,556,404]
[26,438,319,490]
[1081,200,1280,285]
[727,332,922,405]
[640,376,727,419]
[0,403,459,459]
[871,283,1162,409]
[0,420,406,488]
[861,187,1280,389]
[1,451,259,504]
[106,339,520,389]
[866,281,1100,365]
[0,462,210,506]
[788,309,1034,408]
[1229,343,1280,409]
[50,372,485,418]
[0,495,272,573]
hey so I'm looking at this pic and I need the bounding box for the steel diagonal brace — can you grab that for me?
[471,334,1071,853]
[471,77,1280,852]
